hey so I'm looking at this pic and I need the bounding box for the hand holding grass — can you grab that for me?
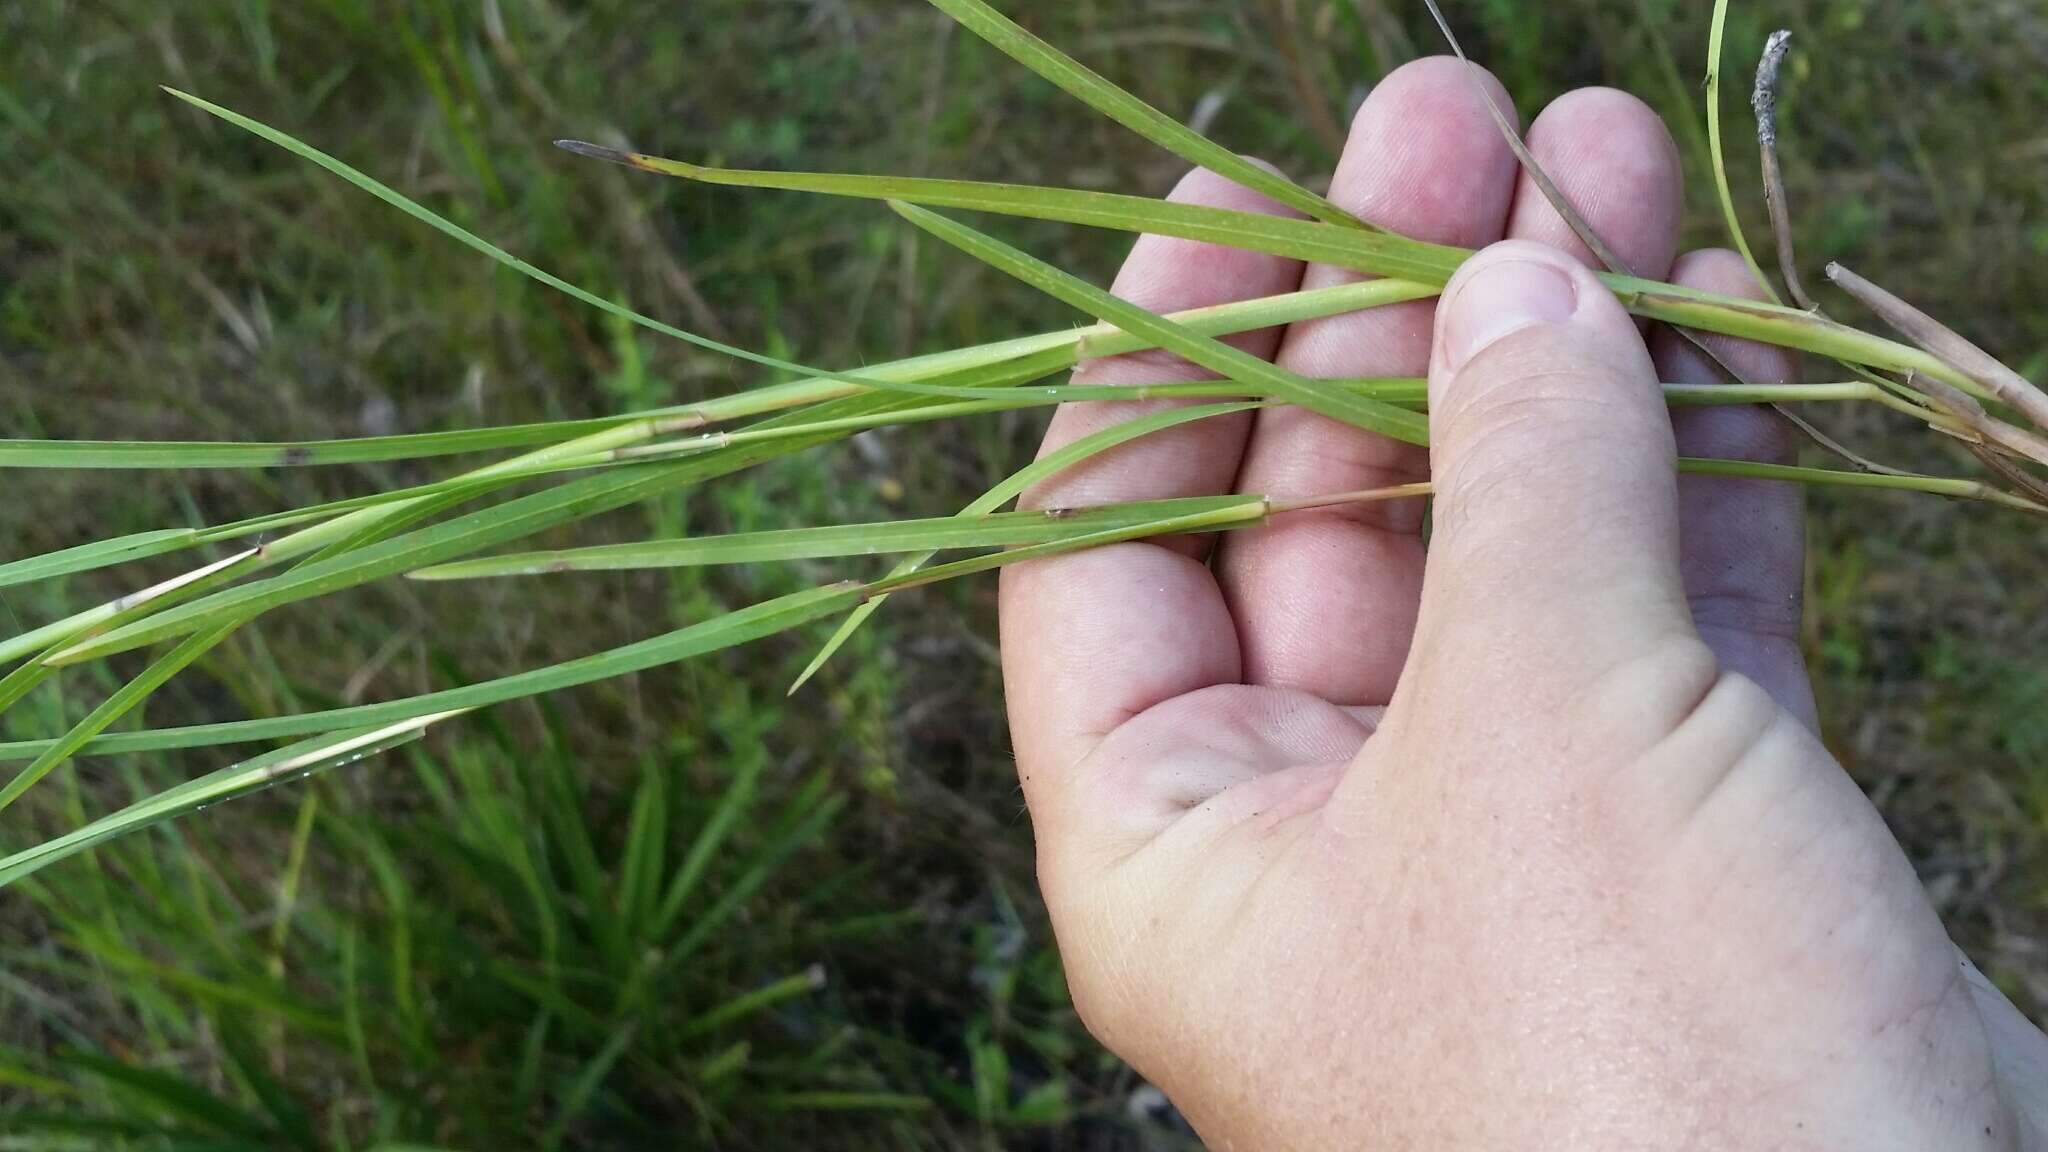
[1001,60,2048,1149]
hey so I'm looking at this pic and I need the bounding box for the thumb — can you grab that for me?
[1411,240,1702,725]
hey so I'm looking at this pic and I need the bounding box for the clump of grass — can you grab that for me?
[3,0,2045,979]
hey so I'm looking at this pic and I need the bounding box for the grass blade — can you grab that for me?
[922,0,1365,228]
[0,454,2026,771]
[651,748,769,939]
[0,547,260,668]
[1674,457,2048,512]
[890,202,1430,444]
[0,586,864,761]
[0,530,199,590]
[748,1091,933,1113]
[47,454,787,665]
[554,146,1454,281]
[407,495,1256,578]
[0,495,1263,763]
[860,499,1270,596]
[663,775,843,968]
[788,400,1259,691]
[0,716,451,889]
[160,88,1011,404]
[36,279,1434,667]
[566,143,2004,408]
[0,278,1444,636]
[675,967,825,1040]
[5,301,1274,665]
[55,1049,274,1143]
[553,141,1991,403]
[1704,0,1778,299]
[0,417,672,471]
[0,618,242,815]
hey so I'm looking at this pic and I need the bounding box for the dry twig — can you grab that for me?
[1751,30,1813,310]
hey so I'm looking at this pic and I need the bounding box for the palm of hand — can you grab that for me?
[999,59,2046,1149]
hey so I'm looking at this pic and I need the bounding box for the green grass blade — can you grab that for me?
[891,202,1430,444]
[0,618,242,814]
[615,765,668,938]
[663,777,843,967]
[0,276,1416,622]
[160,89,1000,404]
[55,1049,274,1143]
[1704,0,1778,298]
[0,462,619,652]
[922,0,1365,228]
[0,718,446,890]
[0,585,864,761]
[48,453,788,665]
[0,417,693,664]
[291,483,488,569]
[650,749,768,939]
[585,148,1992,406]
[557,147,1459,282]
[788,400,1260,691]
[0,546,259,668]
[0,452,2017,868]
[556,143,1984,399]
[0,417,660,470]
[1675,457,2048,511]
[689,375,1418,411]
[0,653,61,717]
[0,494,1266,763]
[35,290,1333,666]
[407,494,1254,578]
[8,342,1150,664]
[542,1020,639,1148]
[0,530,199,590]
[676,967,825,1040]
[747,1091,933,1113]
[862,499,1270,595]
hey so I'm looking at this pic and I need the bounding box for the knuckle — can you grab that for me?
[1568,631,1725,753]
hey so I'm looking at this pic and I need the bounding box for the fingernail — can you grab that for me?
[1440,256,1580,373]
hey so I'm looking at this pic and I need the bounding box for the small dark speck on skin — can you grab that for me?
[280,446,313,466]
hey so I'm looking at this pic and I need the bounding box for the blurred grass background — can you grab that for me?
[1,0,2044,1147]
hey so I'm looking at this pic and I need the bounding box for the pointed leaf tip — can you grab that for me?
[555,139,636,167]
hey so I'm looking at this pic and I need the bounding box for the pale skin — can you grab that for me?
[999,59,2048,1149]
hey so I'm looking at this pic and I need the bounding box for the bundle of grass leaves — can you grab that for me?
[4,0,2046,888]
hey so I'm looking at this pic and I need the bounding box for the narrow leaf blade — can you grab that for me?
[922,0,1365,228]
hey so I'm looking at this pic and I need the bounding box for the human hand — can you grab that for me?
[998,58,2048,1149]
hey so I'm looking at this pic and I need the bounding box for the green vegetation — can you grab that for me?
[2,0,2045,1147]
